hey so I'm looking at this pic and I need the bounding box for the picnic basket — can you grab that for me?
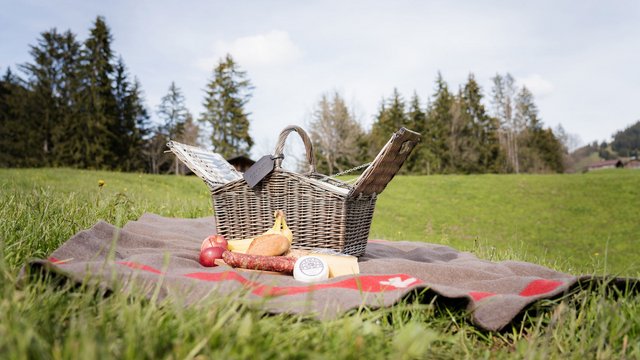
[168,125,420,256]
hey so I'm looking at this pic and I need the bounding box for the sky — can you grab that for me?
[2,0,639,160]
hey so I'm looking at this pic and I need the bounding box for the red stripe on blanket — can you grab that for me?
[183,272,422,297]
[519,279,563,297]
[469,291,496,302]
[184,271,250,284]
[48,257,61,264]
[117,261,163,274]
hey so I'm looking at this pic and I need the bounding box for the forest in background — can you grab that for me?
[1,16,637,175]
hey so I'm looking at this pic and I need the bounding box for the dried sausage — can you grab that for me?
[222,251,296,274]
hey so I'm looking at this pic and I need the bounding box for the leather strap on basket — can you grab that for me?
[274,125,317,173]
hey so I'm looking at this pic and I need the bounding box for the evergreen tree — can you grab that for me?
[19,29,81,166]
[50,31,83,167]
[405,92,432,174]
[77,16,117,168]
[425,73,453,173]
[514,86,540,131]
[523,127,564,173]
[460,74,501,172]
[308,91,364,174]
[370,88,408,154]
[0,68,35,166]
[113,67,150,171]
[611,121,640,158]
[157,81,191,173]
[158,82,189,140]
[2,16,151,172]
[199,54,253,158]
[514,86,564,172]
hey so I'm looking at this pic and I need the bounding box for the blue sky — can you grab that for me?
[2,0,639,159]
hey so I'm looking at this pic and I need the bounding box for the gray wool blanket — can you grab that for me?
[23,214,633,331]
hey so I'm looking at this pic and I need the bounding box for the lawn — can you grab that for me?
[0,168,638,359]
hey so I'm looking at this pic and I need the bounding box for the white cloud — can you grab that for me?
[517,74,555,98]
[197,30,302,71]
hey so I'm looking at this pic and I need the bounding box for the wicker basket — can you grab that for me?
[169,125,420,256]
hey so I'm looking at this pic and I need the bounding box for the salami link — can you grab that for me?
[222,251,296,274]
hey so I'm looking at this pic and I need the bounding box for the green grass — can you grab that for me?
[1,168,639,359]
[371,171,640,276]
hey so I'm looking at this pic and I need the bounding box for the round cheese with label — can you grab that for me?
[293,256,329,282]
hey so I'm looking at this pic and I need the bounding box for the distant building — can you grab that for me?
[586,159,624,171]
[625,159,640,169]
[227,155,255,173]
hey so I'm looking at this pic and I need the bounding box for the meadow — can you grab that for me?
[1,168,638,359]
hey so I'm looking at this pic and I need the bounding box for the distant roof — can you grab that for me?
[626,159,640,168]
[587,159,624,168]
[226,155,255,163]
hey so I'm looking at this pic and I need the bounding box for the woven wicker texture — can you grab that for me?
[350,127,421,196]
[212,171,376,256]
[166,141,241,186]
[273,125,316,173]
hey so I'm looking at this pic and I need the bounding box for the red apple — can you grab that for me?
[200,234,228,251]
[199,246,225,267]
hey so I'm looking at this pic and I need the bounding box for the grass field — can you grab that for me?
[1,168,639,359]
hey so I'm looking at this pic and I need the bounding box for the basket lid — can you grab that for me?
[166,141,242,187]
[349,127,421,197]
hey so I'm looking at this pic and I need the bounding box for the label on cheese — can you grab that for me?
[294,256,329,282]
[298,257,325,277]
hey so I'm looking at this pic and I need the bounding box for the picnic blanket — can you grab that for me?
[22,214,634,331]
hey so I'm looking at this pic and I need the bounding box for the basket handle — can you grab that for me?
[273,125,317,173]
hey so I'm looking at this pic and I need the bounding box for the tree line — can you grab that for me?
[0,17,150,170]
[0,16,252,174]
[309,73,565,175]
[1,16,566,175]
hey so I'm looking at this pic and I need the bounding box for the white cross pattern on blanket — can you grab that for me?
[379,277,418,288]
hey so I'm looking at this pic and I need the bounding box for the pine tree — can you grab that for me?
[158,82,189,140]
[50,31,83,167]
[19,29,78,165]
[199,54,253,158]
[157,81,191,173]
[405,92,430,173]
[113,65,150,171]
[0,68,35,166]
[308,92,364,174]
[514,86,564,172]
[514,86,539,131]
[612,121,640,158]
[2,17,151,171]
[425,73,453,173]
[370,88,408,152]
[460,74,501,172]
[77,16,117,169]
